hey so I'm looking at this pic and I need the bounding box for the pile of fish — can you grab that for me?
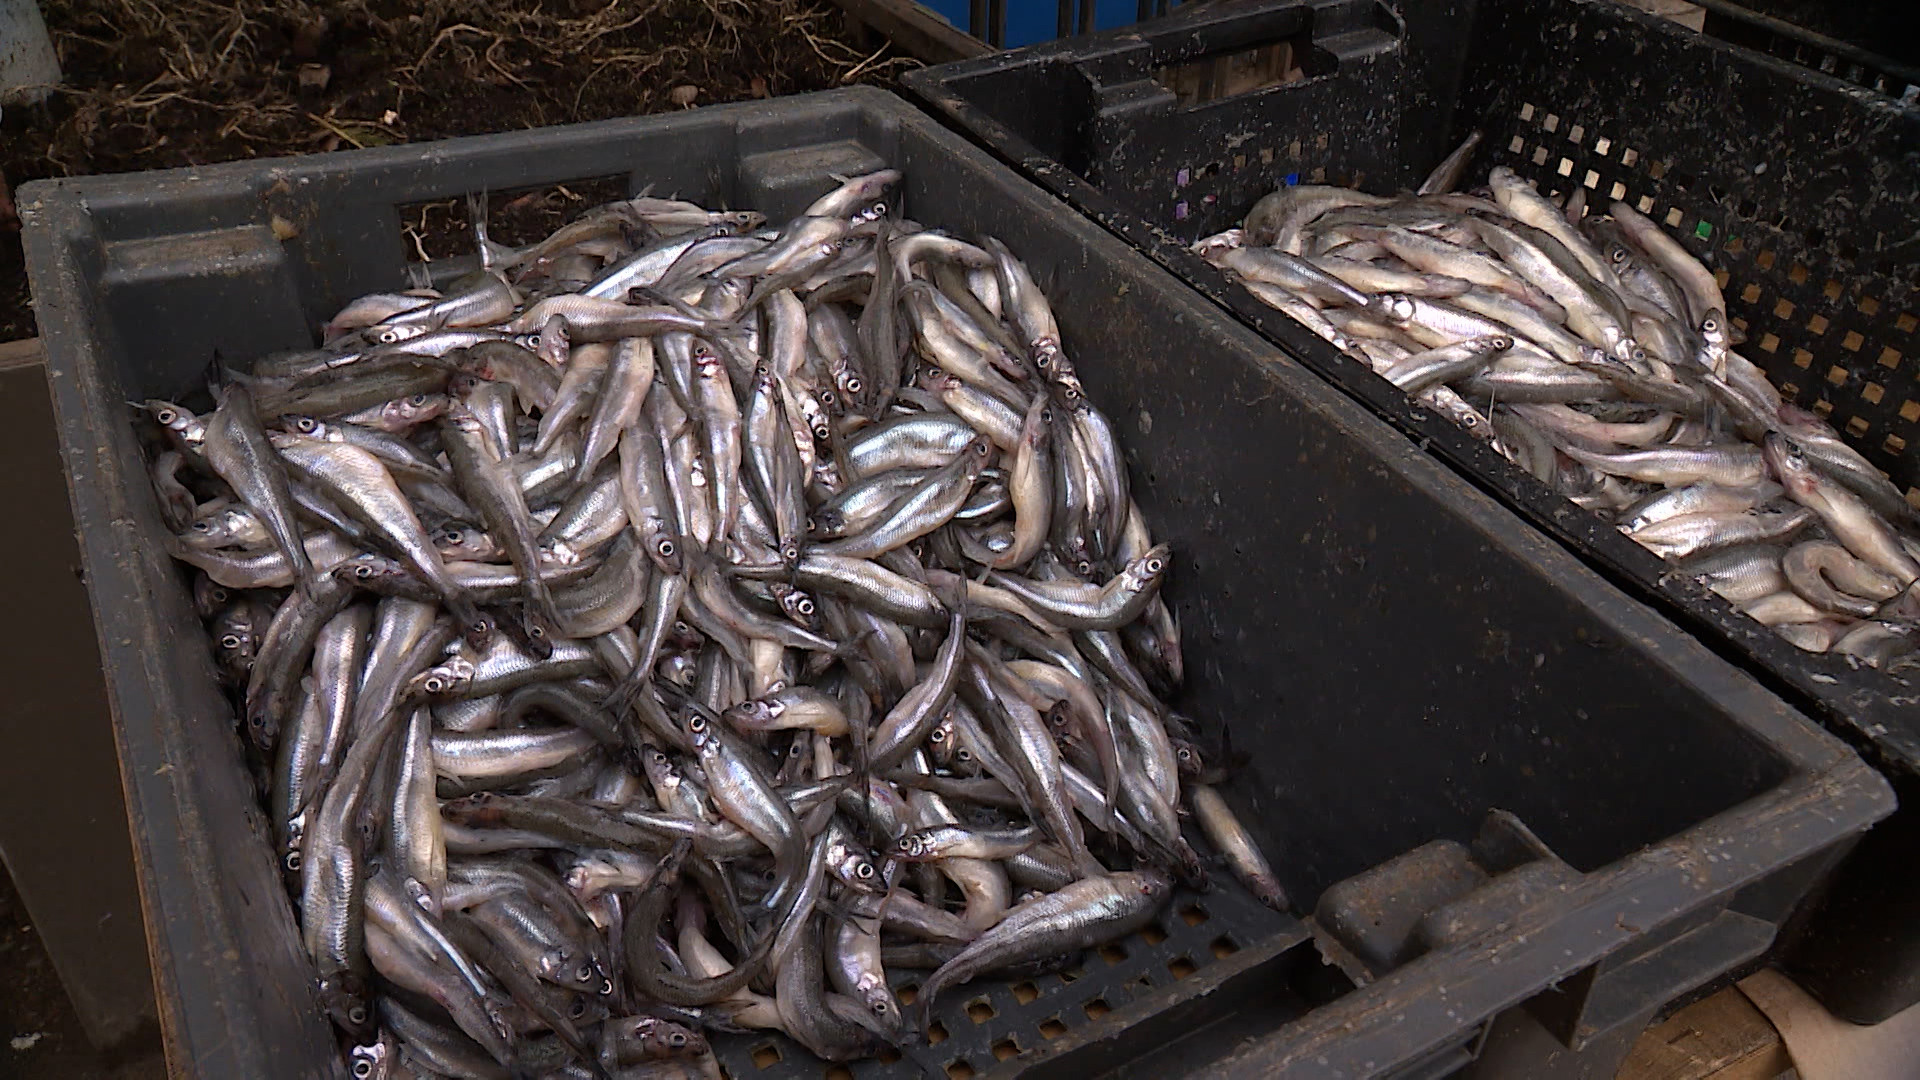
[1198,140,1920,668]
[138,171,1284,1079]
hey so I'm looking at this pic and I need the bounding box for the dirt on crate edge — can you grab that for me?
[0,0,915,342]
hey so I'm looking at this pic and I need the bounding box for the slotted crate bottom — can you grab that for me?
[714,881,1297,1078]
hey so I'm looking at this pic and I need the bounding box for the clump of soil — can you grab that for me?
[0,0,914,339]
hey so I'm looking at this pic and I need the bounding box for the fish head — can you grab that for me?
[379,392,449,431]
[435,523,498,561]
[346,1032,393,1080]
[1123,543,1173,595]
[318,973,374,1042]
[723,698,780,730]
[333,553,411,591]
[192,573,232,619]
[407,657,475,699]
[1761,433,1820,499]
[926,715,959,769]
[772,584,819,629]
[367,322,427,346]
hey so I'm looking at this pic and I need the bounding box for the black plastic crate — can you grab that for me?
[18,87,1892,1078]
[905,0,1920,1021]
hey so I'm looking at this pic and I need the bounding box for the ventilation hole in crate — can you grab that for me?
[1060,965,1084,983]
[1859,296,1882,316]
[1520,102,1537,121]
[1594,136,1612,156]
[1828,365,1850,386]
[1843,331,1865,352]
[1609,181,1627,201]
[899,985,918,1006]
[1813,399,1835,418]
[1508,134,1526,154]
[1648,159,1667,179]
[1233,153,1247,171]
[1838,241,1861,261]
[1288,139,1303,158]
[1902,401,1920,423]
[1760,332,1780,353]
[1757,249,1776,270]
[1532,146,1551,167]
[1352,170,1367,188]
[1084,999,1112,1020]
[1707,184,1727,204]
[1737,197,1759,219]
[1039,1018,1068,1040]
[1314,132,1329,151]
[1568,123,1585,144]
[1261,147,1274,164]
[878,1047,903,1065]
[993,1038,1021,1062]
[753,1045,782,1068]
[947,1060,976,1080]
[1556,157,1574,178]
[1180,903,1210,926]
[1715,268,1730,290]
[1309,167,1326,183]
[1671,168,1696,191]
[1098,943,1129,965]
[1741,283,1764,304]
[827,1066,855,1080]
[1620,146,1640,167]
[1582,169,1600,189]
[1847,415,1872,438]
[1694,221,1713,241]
[1788,263,1810,284]
[1823,280,1844,301]
[1140,922,1169,946]
[1792,349,1814,370]
[1012,981,1040,1005]
[1724,236,1745,256]
[1664,207,1685,228]
[967,998,996,1024]
[1169,956,1199,980]
[1880,347,1902,369]
[1731,315,1749,335]
[1211,936,1241,959]
[929,1021,950,1045]
[1865,383,1886,404]
[1781,382,1801,397]
[1897,313,1918,334]
[1808,314,1831,335]
[1806,227,1827,247]
[1543,113,1560,133]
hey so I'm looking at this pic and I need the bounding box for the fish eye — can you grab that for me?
[424,677,445,694]
[1146,558,1165,574]
[192,520,213,532]
[347,1004,368,1025]
[529,623,546,638]
[220,634,242,650]
[284,851,301,871]
[296,417,317,433]
[576,962,594,982]
[408,394,428,407]
[797,599,814,615]
[155,407,178,424]
[658,538,676,558]
[856,861,875,879]
[845,377,864,393]
[668,1032,688,1048]
[820,389,837,405]
[689,714,707,733]
[353,564,375,579]
[957,748,972,762]
[929,728,946,743]
[568,998,586,1018]
[352,1061,373,1079]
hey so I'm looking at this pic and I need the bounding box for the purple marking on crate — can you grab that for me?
[1174,201,1189,220]
[1176,168,1191,187]
[1286,173,1300,186]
